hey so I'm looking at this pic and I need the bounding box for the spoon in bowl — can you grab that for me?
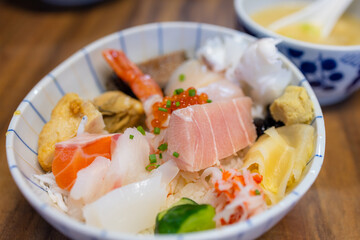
[268,0,353,38]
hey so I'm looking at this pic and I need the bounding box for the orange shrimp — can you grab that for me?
[102,49,163,102]
[52,133,120,190]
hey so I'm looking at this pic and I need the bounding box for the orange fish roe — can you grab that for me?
[151,87,210,129]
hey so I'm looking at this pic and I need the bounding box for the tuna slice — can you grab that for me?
[166,97,256,171]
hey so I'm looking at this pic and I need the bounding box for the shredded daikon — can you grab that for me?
[33,173,69,212]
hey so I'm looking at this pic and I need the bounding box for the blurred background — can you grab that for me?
[0,0,359,239]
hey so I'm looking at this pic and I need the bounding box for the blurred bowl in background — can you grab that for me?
[234,0,360,106]
[42,0,105,7]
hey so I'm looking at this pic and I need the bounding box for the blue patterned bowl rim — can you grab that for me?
[234,0,360,51]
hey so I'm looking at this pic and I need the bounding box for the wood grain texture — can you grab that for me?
[1,0,359,239]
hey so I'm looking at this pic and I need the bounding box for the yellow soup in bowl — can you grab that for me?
[251,4,360,46]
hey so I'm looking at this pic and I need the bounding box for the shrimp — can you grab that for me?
[102,50,163,130]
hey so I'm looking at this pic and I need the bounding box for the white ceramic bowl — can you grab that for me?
[6,22,325,240]
[234,0,360,106]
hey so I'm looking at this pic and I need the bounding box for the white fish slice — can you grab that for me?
[269,0,353,38]
[83,160,179,233]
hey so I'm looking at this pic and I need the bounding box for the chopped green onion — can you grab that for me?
[158,143,168,151]
[145,163,160,171]
[174,88,184,95]
[149,154,157,163]
[158,107,168,112]
[220,168,223,172]
[188,89,196,97]
[206,99,212,103]
[255,189,261,195]
[173,152,180,158]
[179,74,185,82]
[129,134,134,139]
[166,100,171,108]
[137,126,146,135]
[159,153,163,159]
[175,101,180,107]
[154,127,161,135]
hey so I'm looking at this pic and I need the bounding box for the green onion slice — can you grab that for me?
[158,107,168,112]
[149,154,157,163]
[179,74,185,82]
[158,143,168,151]
[154,127,160,135]
[137,126,146,135]
[166,100,171,108]
[188,89,196,97]
[174,88,184,95]
[145,163,160,172]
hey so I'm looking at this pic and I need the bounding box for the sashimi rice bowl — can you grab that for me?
[6,22,325,240]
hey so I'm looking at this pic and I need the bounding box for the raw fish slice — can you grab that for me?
[166,97,256,171]
[196,36,248,75]
[198,104,234,161]
[164,59,224,96]
[103,128,150,190]
[70,156,111,204]
[235,38,292,105]
[83,160,179,234]
[69,129,163,206]
[52,133,120,190]
[235,98,255,143]
[223,99,251,152]
[84,174,165,233]
[197,80,244,102]
[151,160,179,186]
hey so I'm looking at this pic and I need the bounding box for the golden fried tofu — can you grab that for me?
[93,91,145,133]
[38,93,105,171]
[270,86,314,125]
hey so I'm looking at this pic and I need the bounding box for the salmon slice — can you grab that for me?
[52,133,120,190]
[166,97,256,171]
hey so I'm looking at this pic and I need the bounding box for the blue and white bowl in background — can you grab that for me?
[235,0,360,106]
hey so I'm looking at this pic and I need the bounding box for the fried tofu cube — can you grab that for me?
[38,93,105,171]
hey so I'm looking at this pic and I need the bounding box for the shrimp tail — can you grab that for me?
[102,49,163,102]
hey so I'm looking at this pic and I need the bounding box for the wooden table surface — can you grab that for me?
[1,0,359,239]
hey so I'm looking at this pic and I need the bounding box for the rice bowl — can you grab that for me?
[6,22,325,240]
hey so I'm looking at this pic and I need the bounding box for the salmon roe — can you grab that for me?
[151,87,210,129]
